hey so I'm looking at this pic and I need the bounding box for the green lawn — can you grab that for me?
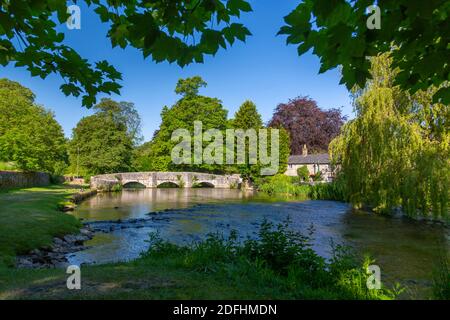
[0,259,274,300]
[0,186,82,266]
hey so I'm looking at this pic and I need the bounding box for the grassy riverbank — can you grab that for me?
[0,248,393,300]
[0,185,400,300]
[0,186,82,266]
[3,186,448,300]
[255,175,346,201]
[0,220,396,300]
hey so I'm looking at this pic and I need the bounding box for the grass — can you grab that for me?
[0,161,18,171]
[0,218,397,300]
[309,181,347,202]
[0,185,82,266]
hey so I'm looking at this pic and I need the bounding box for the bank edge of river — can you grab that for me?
[15,186,449,269]
[15,189,97,269]
[14,188,185,269]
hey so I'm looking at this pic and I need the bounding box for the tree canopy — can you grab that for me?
[68,98,140,175]
[229,100,263,178]
[175,76,208,98]
[2,1,447,106]
[279,0,450,104]
[231,100,263,129]
[0,79,67,174]
[268,97,346,154]
[0,0,252,107]
[330,53,449,219]
[135,81,290,177]
[135,76,228,172]
[94,98,143,146]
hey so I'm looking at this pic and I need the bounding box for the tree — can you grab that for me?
[94,98,143,146]
[330,53,448,219]
[277,127,291,175]
[175,76,207,98]
[231,100,263,129]
[268,97,346,154]
[132,140,154,172]
[138,76,228,172]
[3,1,448,106]
[0,79,67,174]
[279,0,450,104]
[0,0,252,107]
[68,99,138,175]
[229,100,263,178]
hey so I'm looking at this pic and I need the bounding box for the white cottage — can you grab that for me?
[284,145,333,181]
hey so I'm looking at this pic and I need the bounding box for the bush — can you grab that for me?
[83,175,91,184]
[111,183,123,192]
[257,174,309,198]
[49,174,64,184]
[309,179,348,202]
[97,182,122,192]
[312,171,323,181]
[145,219,398,300]
[297,165,310,182]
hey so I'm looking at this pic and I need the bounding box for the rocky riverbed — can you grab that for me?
[15,209,174,269]
[16,226,95,269]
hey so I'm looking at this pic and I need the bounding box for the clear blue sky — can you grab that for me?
[2,0,353,141]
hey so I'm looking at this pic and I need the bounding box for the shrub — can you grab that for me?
[49,174,64,184]
[97,182,122,192]
[312,171,323,181]
[145,219,398,300]
[257,174,309,198]
[309,179,348,202]
[83,175,91,184]
[111,183,123,192]
[176,175,185,188]
[297,165,310,182]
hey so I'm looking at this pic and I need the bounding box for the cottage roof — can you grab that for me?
[288,154,330,165]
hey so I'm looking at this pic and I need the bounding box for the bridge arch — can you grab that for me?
[90,172,241,190]
[157,181,180,188]
[193,181,215,188]
[123,181,146,189]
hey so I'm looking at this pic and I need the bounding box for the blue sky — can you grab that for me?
[2,0,353,141]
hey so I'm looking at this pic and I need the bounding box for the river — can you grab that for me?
[68,188,449,299]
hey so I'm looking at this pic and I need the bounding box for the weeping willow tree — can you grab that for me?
[330,53,449,219]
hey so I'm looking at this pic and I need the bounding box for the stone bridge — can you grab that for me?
[90,172,242,190]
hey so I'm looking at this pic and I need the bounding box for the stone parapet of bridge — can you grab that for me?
[90,172,242,190]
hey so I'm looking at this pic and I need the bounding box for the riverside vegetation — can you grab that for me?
[255,174,346,203]
[0,186,82,267]
[2,186,448,299]
[0,1,448,301]
[0,186,399,300]
[257,54,449,222]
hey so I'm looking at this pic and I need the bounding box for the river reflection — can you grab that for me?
[69,189,449,298]
[74,188,257,221]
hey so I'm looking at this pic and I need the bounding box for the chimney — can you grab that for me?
[302,144,308,156]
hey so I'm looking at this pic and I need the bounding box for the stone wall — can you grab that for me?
[0,171,50,189]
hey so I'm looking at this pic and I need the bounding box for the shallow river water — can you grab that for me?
[68,188,449,299]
